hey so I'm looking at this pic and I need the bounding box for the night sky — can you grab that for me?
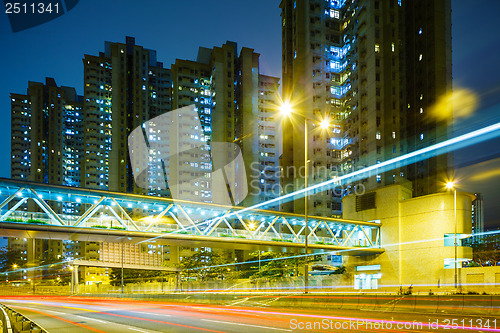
[1,0,499,227]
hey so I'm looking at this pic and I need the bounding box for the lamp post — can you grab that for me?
[280,102,331,294]
[446,181,458,289]
[304,117,309,293]
[12,264,17,283]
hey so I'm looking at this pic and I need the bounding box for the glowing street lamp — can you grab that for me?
[280,102,293,117]
[320,118,331,130]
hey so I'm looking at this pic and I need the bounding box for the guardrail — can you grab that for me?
[0,304,47,333]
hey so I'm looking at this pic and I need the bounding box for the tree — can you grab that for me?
[179,249,229,281]
[109,268,164,286]
[0,247,24,272]
[242,251,323,279]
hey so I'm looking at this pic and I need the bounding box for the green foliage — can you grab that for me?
[109,268,164,286]
[179,249,230,281]
[271,238,293,242]
[467,241,500,267]
[90,225,126,230]
[5,218,23,222]
[26,219,48,224]
[109,226,126,230]
[55,274,71,286]
[220,234,246,239]
[0,247,24,272]
[331,265,346,274]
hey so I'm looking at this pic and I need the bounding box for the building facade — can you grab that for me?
[83,36,173,195]
[343,184,473,292]
[280,0,452,217]
[11,78,84,188]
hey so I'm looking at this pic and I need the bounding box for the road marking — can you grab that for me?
[14,306,66,316]
[128,328,151,333]
[76,315,107,323]
[227,297,250,306]
[8,305,107,333]
[201,318,292,332]
[137,311,171,317]
[62,305,99,312]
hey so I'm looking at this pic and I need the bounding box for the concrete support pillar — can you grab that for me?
[71,265,79,294]
[26,238,36,282]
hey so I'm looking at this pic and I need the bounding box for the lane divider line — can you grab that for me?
[0,305,13,333]
[8,305,107,333]
[201,318,292,332]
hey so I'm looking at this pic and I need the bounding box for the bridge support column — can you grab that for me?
[26,238,36,282]
[175,272,181,293]
[71,265,79,294]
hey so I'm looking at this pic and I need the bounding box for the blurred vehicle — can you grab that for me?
[308,264,341,276]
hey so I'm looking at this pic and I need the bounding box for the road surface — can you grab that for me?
[0,296,498,332]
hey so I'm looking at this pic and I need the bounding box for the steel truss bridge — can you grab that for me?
[0,179,383,255]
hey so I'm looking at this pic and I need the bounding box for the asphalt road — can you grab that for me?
[1,296,499,332]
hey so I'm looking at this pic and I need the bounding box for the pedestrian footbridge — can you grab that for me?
[0,179,383,255]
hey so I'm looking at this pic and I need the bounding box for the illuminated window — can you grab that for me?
[419,54,423,61]
[376,132,381,140]
[374,44,380,53]
[330,9,339,19]
[391,43,395,52]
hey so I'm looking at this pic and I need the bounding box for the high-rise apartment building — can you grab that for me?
[83,36,173,195]
[169,42,281,206]
[280,0,451,217]
[472,193,484,240]
[11,78,84,188]
[403,0,452,196]
[236,48,281,207]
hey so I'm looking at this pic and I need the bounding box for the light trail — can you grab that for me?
[144,119,500,240]
[217,120,500,218]
[182,229,500,273]
[181,306,500,332]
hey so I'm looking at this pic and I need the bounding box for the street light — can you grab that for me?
[446,181,458,290]
[280,102,293,116]
[11,264,18,283]
[320,118,331,130]
[279,102,332,294]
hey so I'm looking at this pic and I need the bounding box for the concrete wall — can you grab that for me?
[343,184,474,292]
